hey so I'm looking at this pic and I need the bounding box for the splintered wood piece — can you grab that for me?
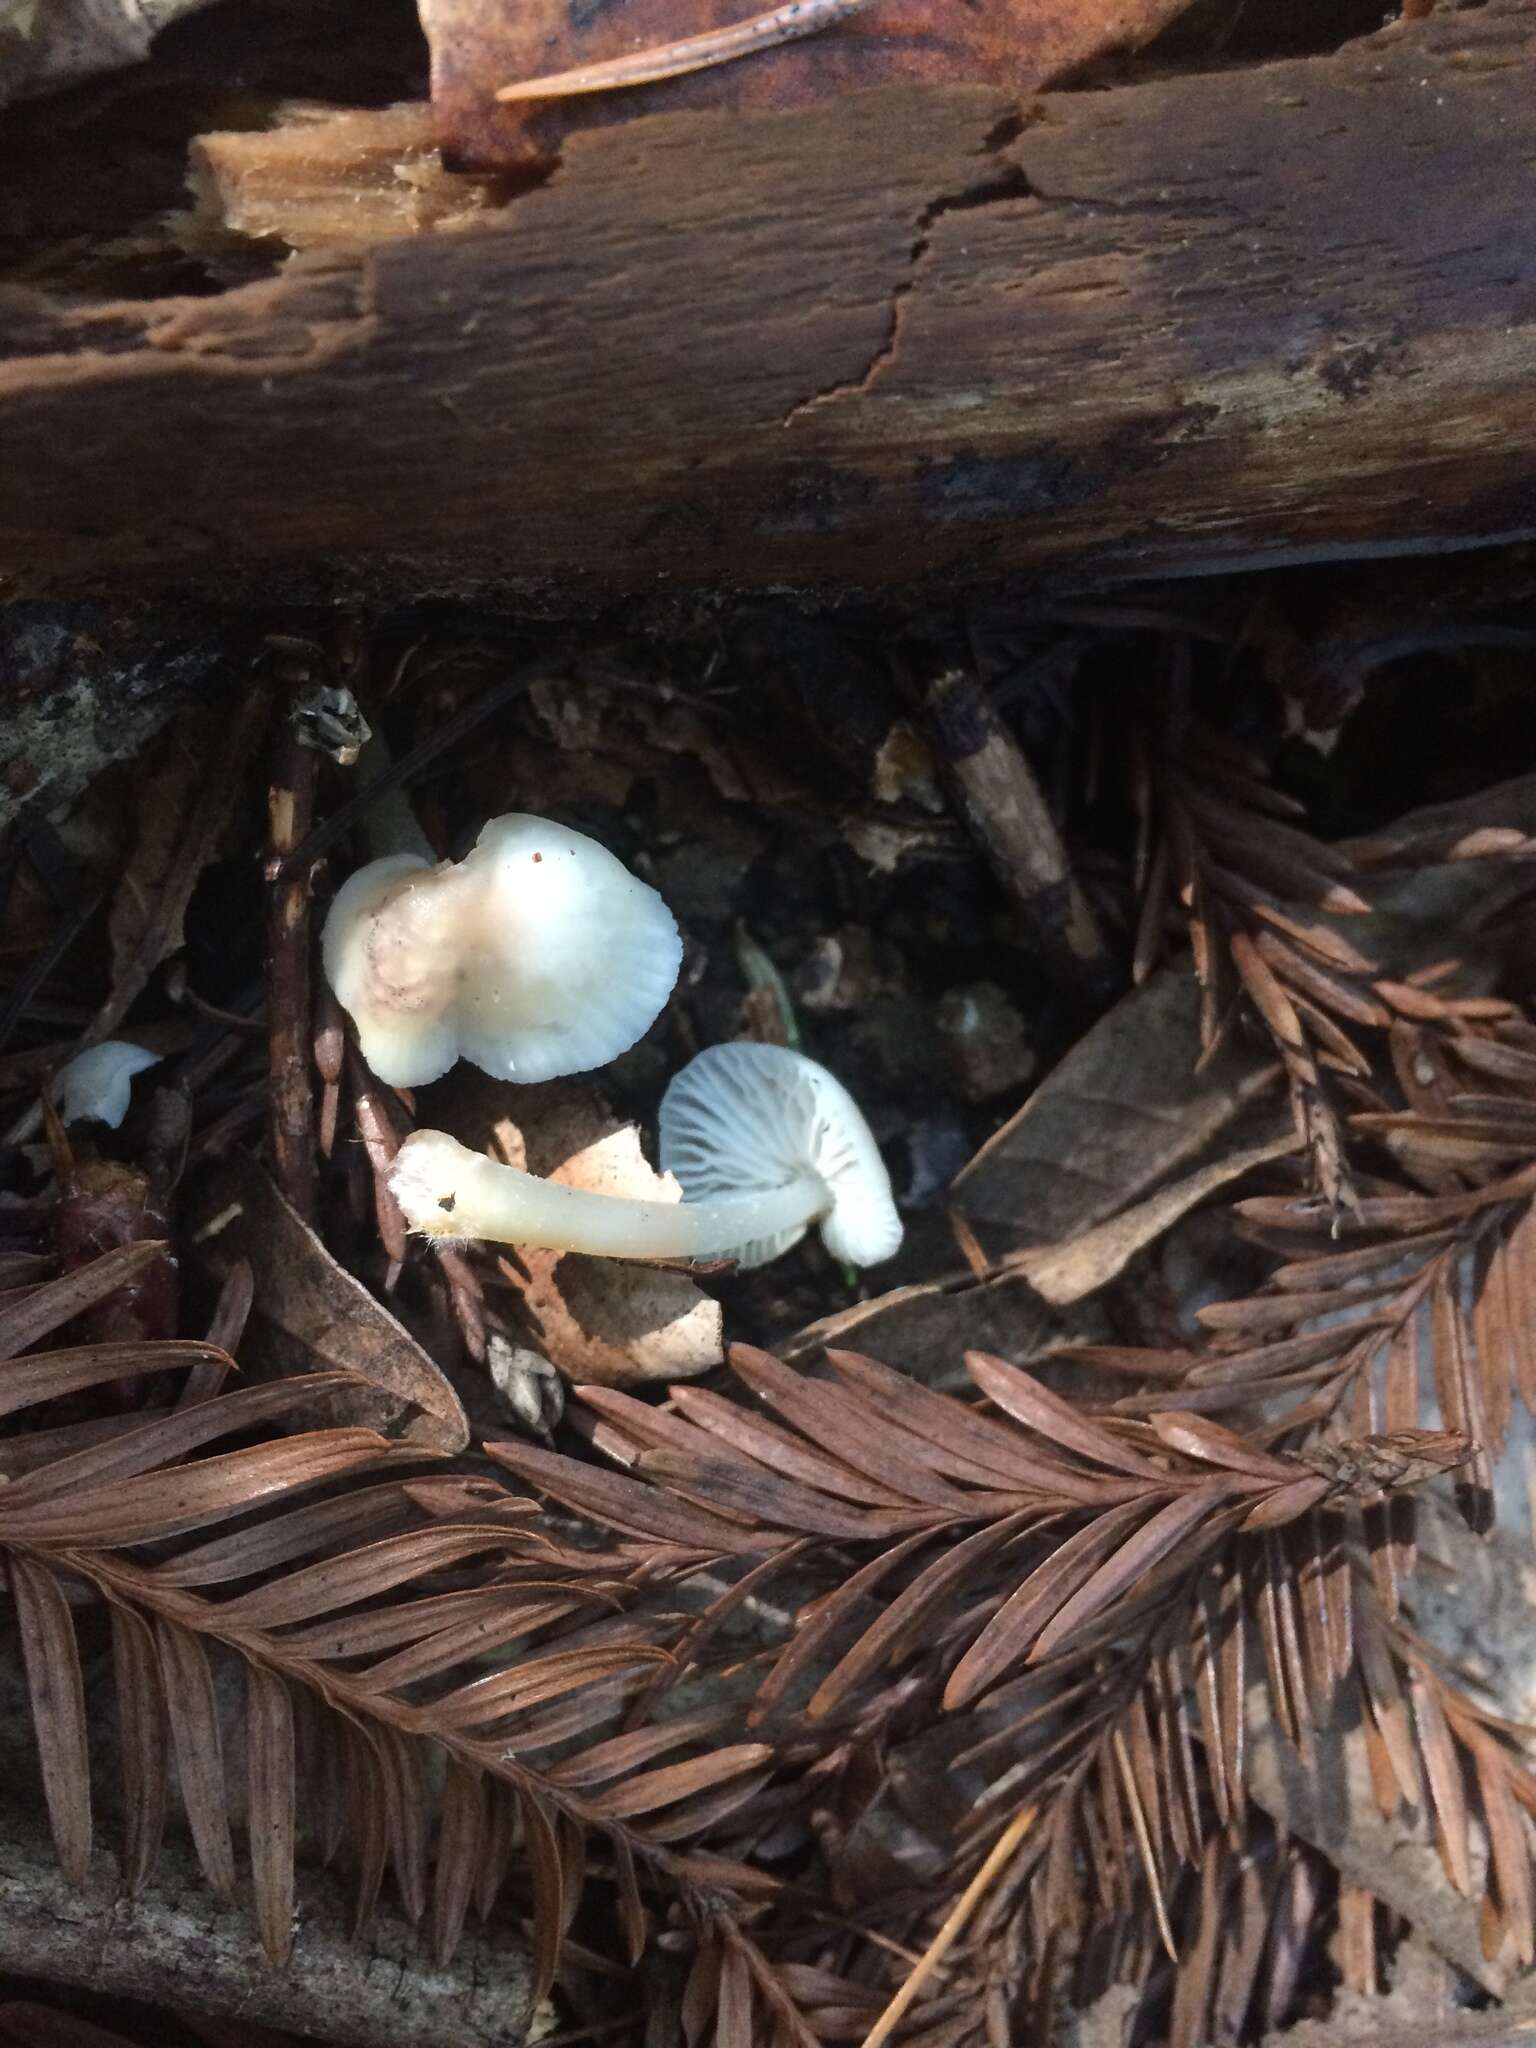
[187,104,513,252]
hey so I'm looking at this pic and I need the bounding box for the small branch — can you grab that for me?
[0,1814,532,2048]
[264,702,321,1222]
[923,667,1118,1009]
[347,1050,487,1357]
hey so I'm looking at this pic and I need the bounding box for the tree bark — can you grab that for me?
[1,2,1533,602]
[0,1812,532,2048]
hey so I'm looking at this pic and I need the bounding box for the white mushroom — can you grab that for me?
[51,1040,161,1129]
[388,1042,902,1271]
[321,814,682,1090]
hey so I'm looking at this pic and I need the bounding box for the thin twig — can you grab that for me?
[923,665,1118,1008]
[315,985,347,1159]
[348,1051,410,1268]
[496,0,871,102]
[265,700,321,1221]
[859,1803,1036,2048]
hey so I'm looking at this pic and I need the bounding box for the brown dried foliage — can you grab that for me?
[1131,708,1525,1217]
[11,650,1536,2042]
[0,1217,1520,2042]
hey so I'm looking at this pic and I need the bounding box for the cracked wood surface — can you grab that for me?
[1,2,1534,601]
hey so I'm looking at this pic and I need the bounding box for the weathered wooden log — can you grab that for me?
[1,0,1533,603]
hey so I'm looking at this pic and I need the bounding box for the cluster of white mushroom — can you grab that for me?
[321,814,902,1273]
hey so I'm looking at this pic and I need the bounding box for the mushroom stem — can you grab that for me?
[390,1129,827,1261]
[355,733,436,865]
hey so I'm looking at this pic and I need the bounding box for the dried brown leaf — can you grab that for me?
[635,1446,941,1541]
[966,1352,1167,1479]
[605,1382,907,1508]
[157,1619,237,1901]
[752,1526,933,1725]
[729,1343,976,1509]
[0,1240,170,1364]
[600,1744,774,1818]
[826,1346,1126,1495]
[484,1437,779,1554]
[109,1600,168,1895]
[245,1662,296,1966]
[1032,1486,1235,1662]
[1144,1414,1280,1479]
[944,1500,1150,1709]
[1413,1672,1473,1896]
[194,1152,468,1450]
[430,1757,484,1966]
[953,969,1277,1265]
[1464,1727,1535,1966]
[518,1787,566,2006]
[9,1554,91,1886]
[0,1431,396,1547]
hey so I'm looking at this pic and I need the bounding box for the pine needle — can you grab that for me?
[859,1802,1037,2048]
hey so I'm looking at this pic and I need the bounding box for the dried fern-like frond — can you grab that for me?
[0,1215,1522,2042]
[1136,712,1385,1209]
[0,1257,805,2000]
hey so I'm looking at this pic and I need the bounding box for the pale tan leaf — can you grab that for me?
[489,1083,723,1385]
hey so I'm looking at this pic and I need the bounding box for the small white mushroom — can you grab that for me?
[660,1042,902,1268]
[388,1042,902,1271]
[51,1040,161,1129]
[321,814,682,1090]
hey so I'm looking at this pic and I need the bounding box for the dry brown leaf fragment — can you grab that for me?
[1011,1125,1299,1306]
[192,1152,469,1451]
[488,1083,722,1386]
[425,0,1199,172]
[952,967,1279,1267]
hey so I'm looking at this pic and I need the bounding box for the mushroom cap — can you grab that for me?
[322,816,682,1090]
[51,1040,161,1129]
[658,1041,903,1269]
